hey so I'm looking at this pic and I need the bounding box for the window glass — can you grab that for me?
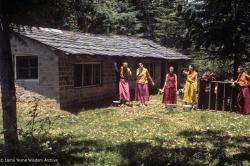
[16,56,38,79]
[93,64,101,85]
[83,64,92,86]
[74,63,102,87]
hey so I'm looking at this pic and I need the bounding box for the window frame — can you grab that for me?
[15,55,39,81]
[74,62,102,88]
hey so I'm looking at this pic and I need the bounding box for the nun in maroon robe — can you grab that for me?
[162,66,177,105]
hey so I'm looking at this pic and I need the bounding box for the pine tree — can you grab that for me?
[185,0,250,77]
[132,0,188,47]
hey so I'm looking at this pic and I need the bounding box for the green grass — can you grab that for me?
[1,95,250,166]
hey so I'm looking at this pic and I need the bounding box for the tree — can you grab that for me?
[128,0,189,48]
[93,0,140,34]
[184,0,250,78]
[0,1,19,157]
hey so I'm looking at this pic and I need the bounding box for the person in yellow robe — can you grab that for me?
[183,65,198,105]
[135,63,155,106]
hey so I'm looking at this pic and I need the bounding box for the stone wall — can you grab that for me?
[10,35,60,109]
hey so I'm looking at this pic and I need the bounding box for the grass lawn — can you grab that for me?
[0,95,250,166]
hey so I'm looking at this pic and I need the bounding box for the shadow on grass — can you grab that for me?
[0,135,116,166]
[119,130,250,166]
[118,141,208,166]
[0,130,250,165]
[178,130,250,165]
[63,99,113,115]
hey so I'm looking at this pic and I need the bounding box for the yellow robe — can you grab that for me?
[183,71,198,104]
[136,68,149,84]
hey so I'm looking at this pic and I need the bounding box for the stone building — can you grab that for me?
[10,27,189,109]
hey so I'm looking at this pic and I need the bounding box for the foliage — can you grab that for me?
[17,99,54,158]
[183,0,250,76]
[3,0,189,48]
[3,0,250,75]
[190,51,234,80]
[245,62,250,73]
[132,0,189,47]
[74,0,189,47]
[94,1,140,35]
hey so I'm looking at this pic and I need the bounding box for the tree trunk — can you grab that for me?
[0,14,19,157]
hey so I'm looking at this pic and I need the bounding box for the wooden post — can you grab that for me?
[198,79,204,109]
[209,82,216,110]
[200,81,237,112]
[230,87,233,111]
[215,82,218,111]
[218,83,224,111]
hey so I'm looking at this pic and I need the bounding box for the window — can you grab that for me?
[74,63,102,87]
[144,63,155,78]
[16,56,38,79]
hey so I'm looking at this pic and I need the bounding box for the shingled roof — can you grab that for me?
[14,26,189,60]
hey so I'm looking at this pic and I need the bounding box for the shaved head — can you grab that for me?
[122,62,128,68]
[169,66,174,73]
[138,62,143,68]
